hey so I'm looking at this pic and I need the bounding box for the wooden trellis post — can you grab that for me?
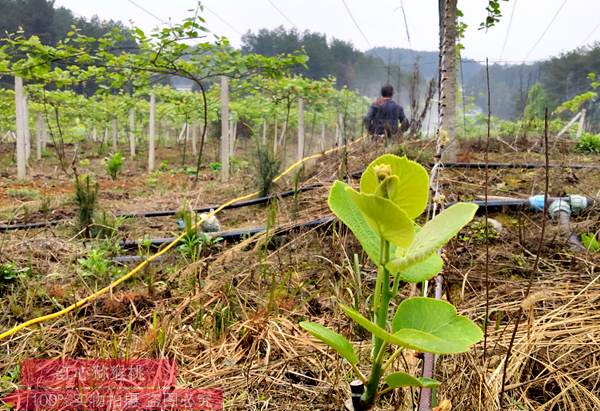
[15,76,26,178]
[129,108,136,158]
[191,122,197,156]
[148,93,156,172]
[35,112,43,160]
[297,97,305,161]
[220,76,230,181]
[23,95,31,160]
[320,122,326,151]
[112,118,118,152]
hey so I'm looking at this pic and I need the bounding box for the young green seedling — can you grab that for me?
[300,154,482,410]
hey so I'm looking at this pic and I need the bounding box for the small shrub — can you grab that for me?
[581,232,600,251]
[184,166,197,176]
[77,247,123,282]
[460,219,500,244]
[104,152,124,180]
[78,159,91,169]
[575,133,600,154]
[255,144,281,197]
[209,162,222,171]
[177,208,223,261]
[8,188,38,201]
[40,195,51,215]
[74,174,98,237]
[0,262,22,283]
[92,211,128,239]
[230,156,249,171]
[158,160,170,172]
[147,170,160,187]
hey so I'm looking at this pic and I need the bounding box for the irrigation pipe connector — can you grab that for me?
[0,137,365,341]
[546,195,591,251]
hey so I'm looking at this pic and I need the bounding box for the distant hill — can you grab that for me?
[367,47,483,83]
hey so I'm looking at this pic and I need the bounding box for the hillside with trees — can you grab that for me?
[241,26,414,99]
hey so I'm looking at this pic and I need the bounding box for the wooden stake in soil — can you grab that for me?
[112,118,118,152]
[576,108,586,139]
[148,93,156,172]
[297,97,305,161]
[273,118,278,154]
[337,113,344,147]
[14,76,27,178]
[129,108,136,158]
[220,75,230,181]
[23,94,31,160]
[191,122,197,156]
[35,112,43,161]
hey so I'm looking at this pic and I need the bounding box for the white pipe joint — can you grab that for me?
[548,199,572,219]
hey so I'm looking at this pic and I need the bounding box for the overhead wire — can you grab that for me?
[499,0,518,60]
[580,21,600,46]
[126,0,169,26]
[523,0,568,61]
[341,0,372,49]
[395,0,412,48]
[266,0,297,28]
[202,3,244,36]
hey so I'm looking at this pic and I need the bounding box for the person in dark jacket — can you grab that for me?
[364,85,409,138]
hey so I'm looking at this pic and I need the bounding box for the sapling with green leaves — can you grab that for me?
[104,152,124,180]
[300,154,482,410]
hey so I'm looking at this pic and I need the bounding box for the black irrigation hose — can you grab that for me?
[115,184,324,218]
[118,216,335,250]
[112,196,595,263]
[2,162,597,232]
[438,162,600,170]
[0,219,64,232]
[0,184,324,232]
[116,198,547,252]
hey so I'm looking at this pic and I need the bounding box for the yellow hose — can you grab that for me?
[0,137,364,341]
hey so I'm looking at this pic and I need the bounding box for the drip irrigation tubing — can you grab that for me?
[116,184,323,218]
[437,162,600,170]
[118,216,336,251]
[116,196,581,252]
[2,162,597,232]
[0,184,326,232]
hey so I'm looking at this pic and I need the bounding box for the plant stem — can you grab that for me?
[382,348,404,372]
[362,238,391,408]
[350,363,368,385]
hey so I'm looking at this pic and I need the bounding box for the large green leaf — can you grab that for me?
[342,300,481,354]
[396,253,443,283]
[346,188,415,248]
[392,297,483,354]
[327,180,381,262]
[385,372,440,389]
[300,321,359,365]
[387,203,478,273]
[360,154,429,219]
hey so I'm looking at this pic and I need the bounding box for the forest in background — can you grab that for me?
[1,0,598,127]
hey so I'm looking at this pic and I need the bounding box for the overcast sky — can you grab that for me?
[54,0,600,63]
